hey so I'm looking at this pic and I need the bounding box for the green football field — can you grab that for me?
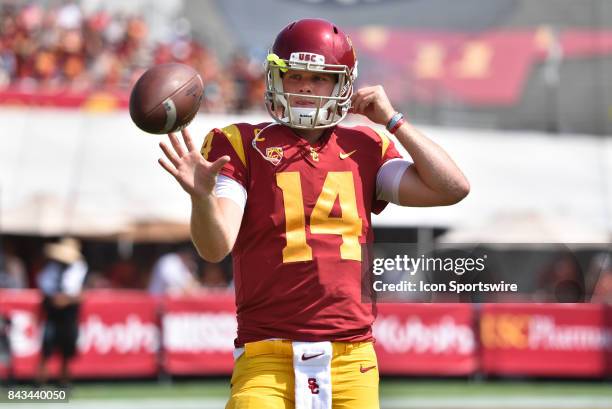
[66,378,612,399]
[4,378,611,408]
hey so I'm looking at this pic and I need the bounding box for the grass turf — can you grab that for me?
[66,379,612,401]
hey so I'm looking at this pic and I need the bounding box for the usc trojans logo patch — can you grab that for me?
[307,378,320,394]
[266,147,284,165]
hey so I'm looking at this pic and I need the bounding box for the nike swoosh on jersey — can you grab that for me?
[302,352,325,361]
[339,150,357,159]
[359,364,377,373]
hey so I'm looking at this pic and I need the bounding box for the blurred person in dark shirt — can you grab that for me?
[0,241,27,289]
[200,262,229,291]
[591,252,612,303]
[36,238,87,387]
[536,252,585,302]
[0,311,12,386]
[148,245,200,296]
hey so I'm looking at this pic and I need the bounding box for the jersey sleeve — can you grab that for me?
[371,128,403,214]
[200,124,249,188]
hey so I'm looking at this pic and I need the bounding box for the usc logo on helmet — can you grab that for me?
[290,52,325,65]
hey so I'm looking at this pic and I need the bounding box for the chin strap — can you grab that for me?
[251,123,283,166]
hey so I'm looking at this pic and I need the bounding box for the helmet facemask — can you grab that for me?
[264,53,357,129]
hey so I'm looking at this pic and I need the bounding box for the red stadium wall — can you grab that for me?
[161,295,236,375]
[480,304,612,377]
[374,304,477,375]
[0,290,611,379]
[0,290,158,379]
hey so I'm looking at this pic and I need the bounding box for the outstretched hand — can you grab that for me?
[350,85,396,126]
[158,128,230,199]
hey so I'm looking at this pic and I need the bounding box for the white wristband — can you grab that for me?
[215,175,247,210]
[376,159,412,204]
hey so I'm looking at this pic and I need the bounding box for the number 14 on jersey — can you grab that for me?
[276,171,362,263]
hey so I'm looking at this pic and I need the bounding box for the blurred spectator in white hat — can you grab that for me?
[36,237,87,387]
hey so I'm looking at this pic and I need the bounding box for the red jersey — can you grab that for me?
[201,122,402,346]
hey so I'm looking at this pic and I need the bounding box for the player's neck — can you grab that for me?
[292,128,325,145]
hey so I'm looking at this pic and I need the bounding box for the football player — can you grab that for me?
[158,18,469,409]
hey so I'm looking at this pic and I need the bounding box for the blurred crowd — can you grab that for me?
[0,236,235,386]
[2,236,612,302]
[0,1,266,112]
[0,237,233,296]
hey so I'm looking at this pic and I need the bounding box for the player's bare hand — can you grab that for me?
[158,127,230,199]
[350,85,396,126]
